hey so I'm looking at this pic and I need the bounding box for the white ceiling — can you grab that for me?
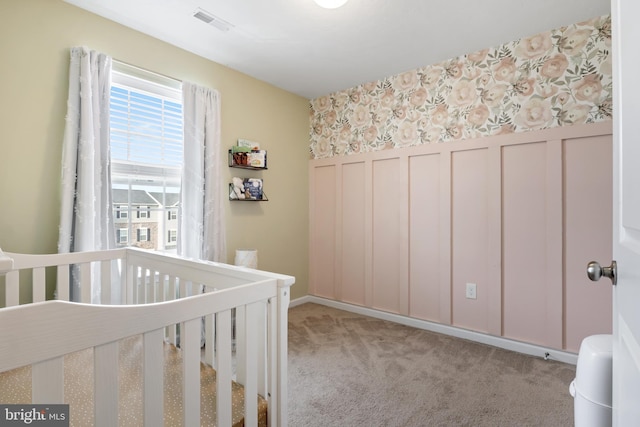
[63,0,611,99]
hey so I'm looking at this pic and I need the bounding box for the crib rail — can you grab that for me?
[1,248,293,305]
[0,248,294,427]
[1,249,127,305]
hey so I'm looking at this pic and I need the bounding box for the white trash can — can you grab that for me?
[569,334,612,427]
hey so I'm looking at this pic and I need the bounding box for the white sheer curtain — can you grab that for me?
[58,46,115,302]
[179,82,226,262]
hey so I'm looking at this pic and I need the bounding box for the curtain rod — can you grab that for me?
[112,59,182,89]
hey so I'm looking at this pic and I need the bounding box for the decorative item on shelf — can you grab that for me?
[237,138,260,150]
[231,145,251,166]
[229,177,268,201]
[247,150,266,168]
[229,142,267,170]
[244,178,263,199]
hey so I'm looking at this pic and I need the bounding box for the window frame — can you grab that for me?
[109,62,183,252]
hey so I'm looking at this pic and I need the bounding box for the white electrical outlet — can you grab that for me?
[466,283,477,299]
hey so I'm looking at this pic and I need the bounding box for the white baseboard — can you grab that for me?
[290,295,578,365]
[289,295,314,308]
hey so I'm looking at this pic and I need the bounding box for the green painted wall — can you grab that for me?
[0,0,310,299]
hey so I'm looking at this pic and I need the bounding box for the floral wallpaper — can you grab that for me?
[309,15,612,159]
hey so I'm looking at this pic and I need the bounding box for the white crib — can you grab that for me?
[0,247,294,426]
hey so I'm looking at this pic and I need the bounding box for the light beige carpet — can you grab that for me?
[288,303,576,427]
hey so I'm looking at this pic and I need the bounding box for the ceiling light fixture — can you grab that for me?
[313,0,349,9]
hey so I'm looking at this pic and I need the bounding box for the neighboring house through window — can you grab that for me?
[110,62,183,252]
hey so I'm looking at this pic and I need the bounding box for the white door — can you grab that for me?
[611,0,640,424]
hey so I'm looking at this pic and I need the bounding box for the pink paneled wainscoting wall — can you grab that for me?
[309,122,612,353]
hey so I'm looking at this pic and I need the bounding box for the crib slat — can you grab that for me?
[139,268,146,303]
[5,270,19,306]
[235,305,246,386]
[243,303,259,427]
[144,329,163,427]
[80,262,91,303]
[177,280,189,350]
[138,267,144,304]
[157,273,166,303]
[216,309,233,427]
[256,302,267,398]
[267,297,278,427]
[57,264,70,301]
[125,263,134,304]
[149,270,154,302]
[152,271,157,302]
[94,341,119,427]
[179,279,188,299]
[183,318,201,427]
[32,357,64,403]
[166,276,177,345]
[137,268,146,304]
[100,260,111,304]
[156,274,168,337]
[204,313,215,367]
[133,266,139,304]
[145,269,154,303]
[276,285,291,427]
[116,259,126,305]
[33,267,46,303]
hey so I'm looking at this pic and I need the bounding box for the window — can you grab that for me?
[115,205,128,219]
[110,62,182,252]
[117,228,129,244]
[137,227,150,242]
[167,229,177,243]
[137,206,150,219]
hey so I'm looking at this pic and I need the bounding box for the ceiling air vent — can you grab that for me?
[193,8,233,32]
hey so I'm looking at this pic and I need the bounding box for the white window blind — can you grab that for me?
[110,70,183,177]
